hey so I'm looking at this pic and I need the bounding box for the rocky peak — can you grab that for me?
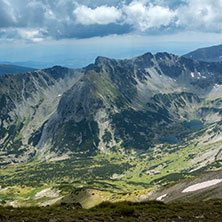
[95,56,116,67]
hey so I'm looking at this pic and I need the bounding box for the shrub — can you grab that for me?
[117,206,135,216]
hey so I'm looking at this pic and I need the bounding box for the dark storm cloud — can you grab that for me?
[66,23,132,39]
[0,0,222,42]
[0,0,16,27]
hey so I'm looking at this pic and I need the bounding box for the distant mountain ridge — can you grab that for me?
[183,44,222,62]
[0,64,35,76]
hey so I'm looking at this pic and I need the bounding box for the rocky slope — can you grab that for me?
[148,170,222,203]
[36,53,222,158]
[1,52,222,164]
[184,44,222,62]
[0,66,83,165]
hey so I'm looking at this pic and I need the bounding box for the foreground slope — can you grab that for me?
[149,170,222,203]
[1,199,222,222]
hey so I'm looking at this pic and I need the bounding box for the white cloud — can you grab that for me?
[123,1,175,31]
[73,1,176,31]
[18,29,45,42]
[73,5,122,25]
[176,0,222,32]
[0,27,47,43]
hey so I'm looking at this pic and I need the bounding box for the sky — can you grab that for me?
[0,0,222,68]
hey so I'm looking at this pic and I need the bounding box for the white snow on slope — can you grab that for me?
[190,72,195,78]
[156,193,167,201]
[182,179,222,193]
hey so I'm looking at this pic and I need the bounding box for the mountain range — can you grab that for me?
[184,44,222,62]
[0,64,35,76]
[1,44,222,207]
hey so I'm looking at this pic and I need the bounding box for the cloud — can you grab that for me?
[73,5,122,25]
[0,0,17,27]
[66,23,131,39]
[176,0,222,32]
[123,1,176,31]
[73,1,176,31]
[0,0,222,42]
[0,27,47,43]
[17,28,46,42]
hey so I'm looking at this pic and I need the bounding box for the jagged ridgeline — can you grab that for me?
[1,52,222,165]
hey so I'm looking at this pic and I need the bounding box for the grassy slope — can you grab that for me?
[1,123,222,207]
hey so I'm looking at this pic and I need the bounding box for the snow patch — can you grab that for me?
[190,72,195,78]
[182,179,222,193]
[156,193,167,201]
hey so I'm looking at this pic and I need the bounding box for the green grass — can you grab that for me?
[1,140,221,191]
[1,124,222,207]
